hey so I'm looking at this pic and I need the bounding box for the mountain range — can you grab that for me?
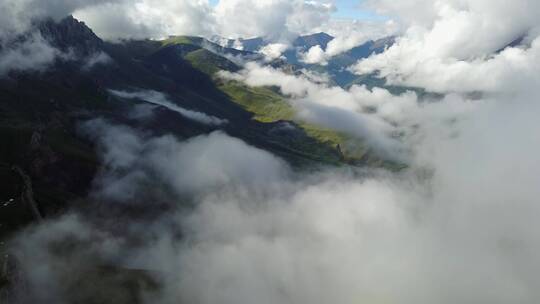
[0,16,406,301]
[0,15,531,303]
[215,31,394,87]
[0,16,393,255]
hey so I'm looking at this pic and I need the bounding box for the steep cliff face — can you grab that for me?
[0,17,112,237]
[293,32,334,50]
[38,15,103,58]
[0,255,27,304]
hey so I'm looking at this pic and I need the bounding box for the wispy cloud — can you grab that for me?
[109,89,228,126]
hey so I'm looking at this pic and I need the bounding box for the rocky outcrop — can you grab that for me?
[293,32,334,50]
[0,254,27,304]
[336,144,346,162]
[38,15,104,58]
[12,166,43,222]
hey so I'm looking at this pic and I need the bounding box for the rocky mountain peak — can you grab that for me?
[293,32,334,50]
[37,15,103,57]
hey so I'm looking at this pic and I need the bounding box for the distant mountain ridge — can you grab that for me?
[293,32,334,50]
[213,32,336,52]
[211,32,395,87]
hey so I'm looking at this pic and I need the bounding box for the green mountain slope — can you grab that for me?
[162,37,388,165]
[0,19,361,240]
[0,19,402,242]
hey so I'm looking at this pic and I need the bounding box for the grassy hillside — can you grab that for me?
[218,80,377,162]
[161,36,195,46]
[158,37,354,163]
[218,82,294,122]
[184,49,239,75]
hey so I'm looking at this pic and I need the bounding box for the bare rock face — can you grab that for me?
[293,32,335,50]
[12,166,43,221]
[37,15,104,58]
[0,257,7,302]
[0,254,28,304]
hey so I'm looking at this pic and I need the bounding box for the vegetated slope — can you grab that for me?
[160,36,391,166]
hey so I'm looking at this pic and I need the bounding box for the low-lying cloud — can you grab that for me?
[10,89,540,302]
[82,119,287,202]
[219,62,423,160]
[109,89,228,126]
[302,19,398,65]
[0,33,59,76]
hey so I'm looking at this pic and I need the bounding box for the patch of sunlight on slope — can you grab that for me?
[157,37,396,167]
[160,36,195,47]
[184,49,238,75]
[218,80,375,162]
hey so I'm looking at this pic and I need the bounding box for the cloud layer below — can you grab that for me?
[11,92,540,302]
[6,1,540,303]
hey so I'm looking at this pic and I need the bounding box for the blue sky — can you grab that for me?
[208,0,382,21]
[331,0,379,20]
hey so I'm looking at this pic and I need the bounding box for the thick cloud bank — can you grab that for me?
[81,120,287,202]
[354,0,540,93]
[10,92,540,302]
[73,0,337,41]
